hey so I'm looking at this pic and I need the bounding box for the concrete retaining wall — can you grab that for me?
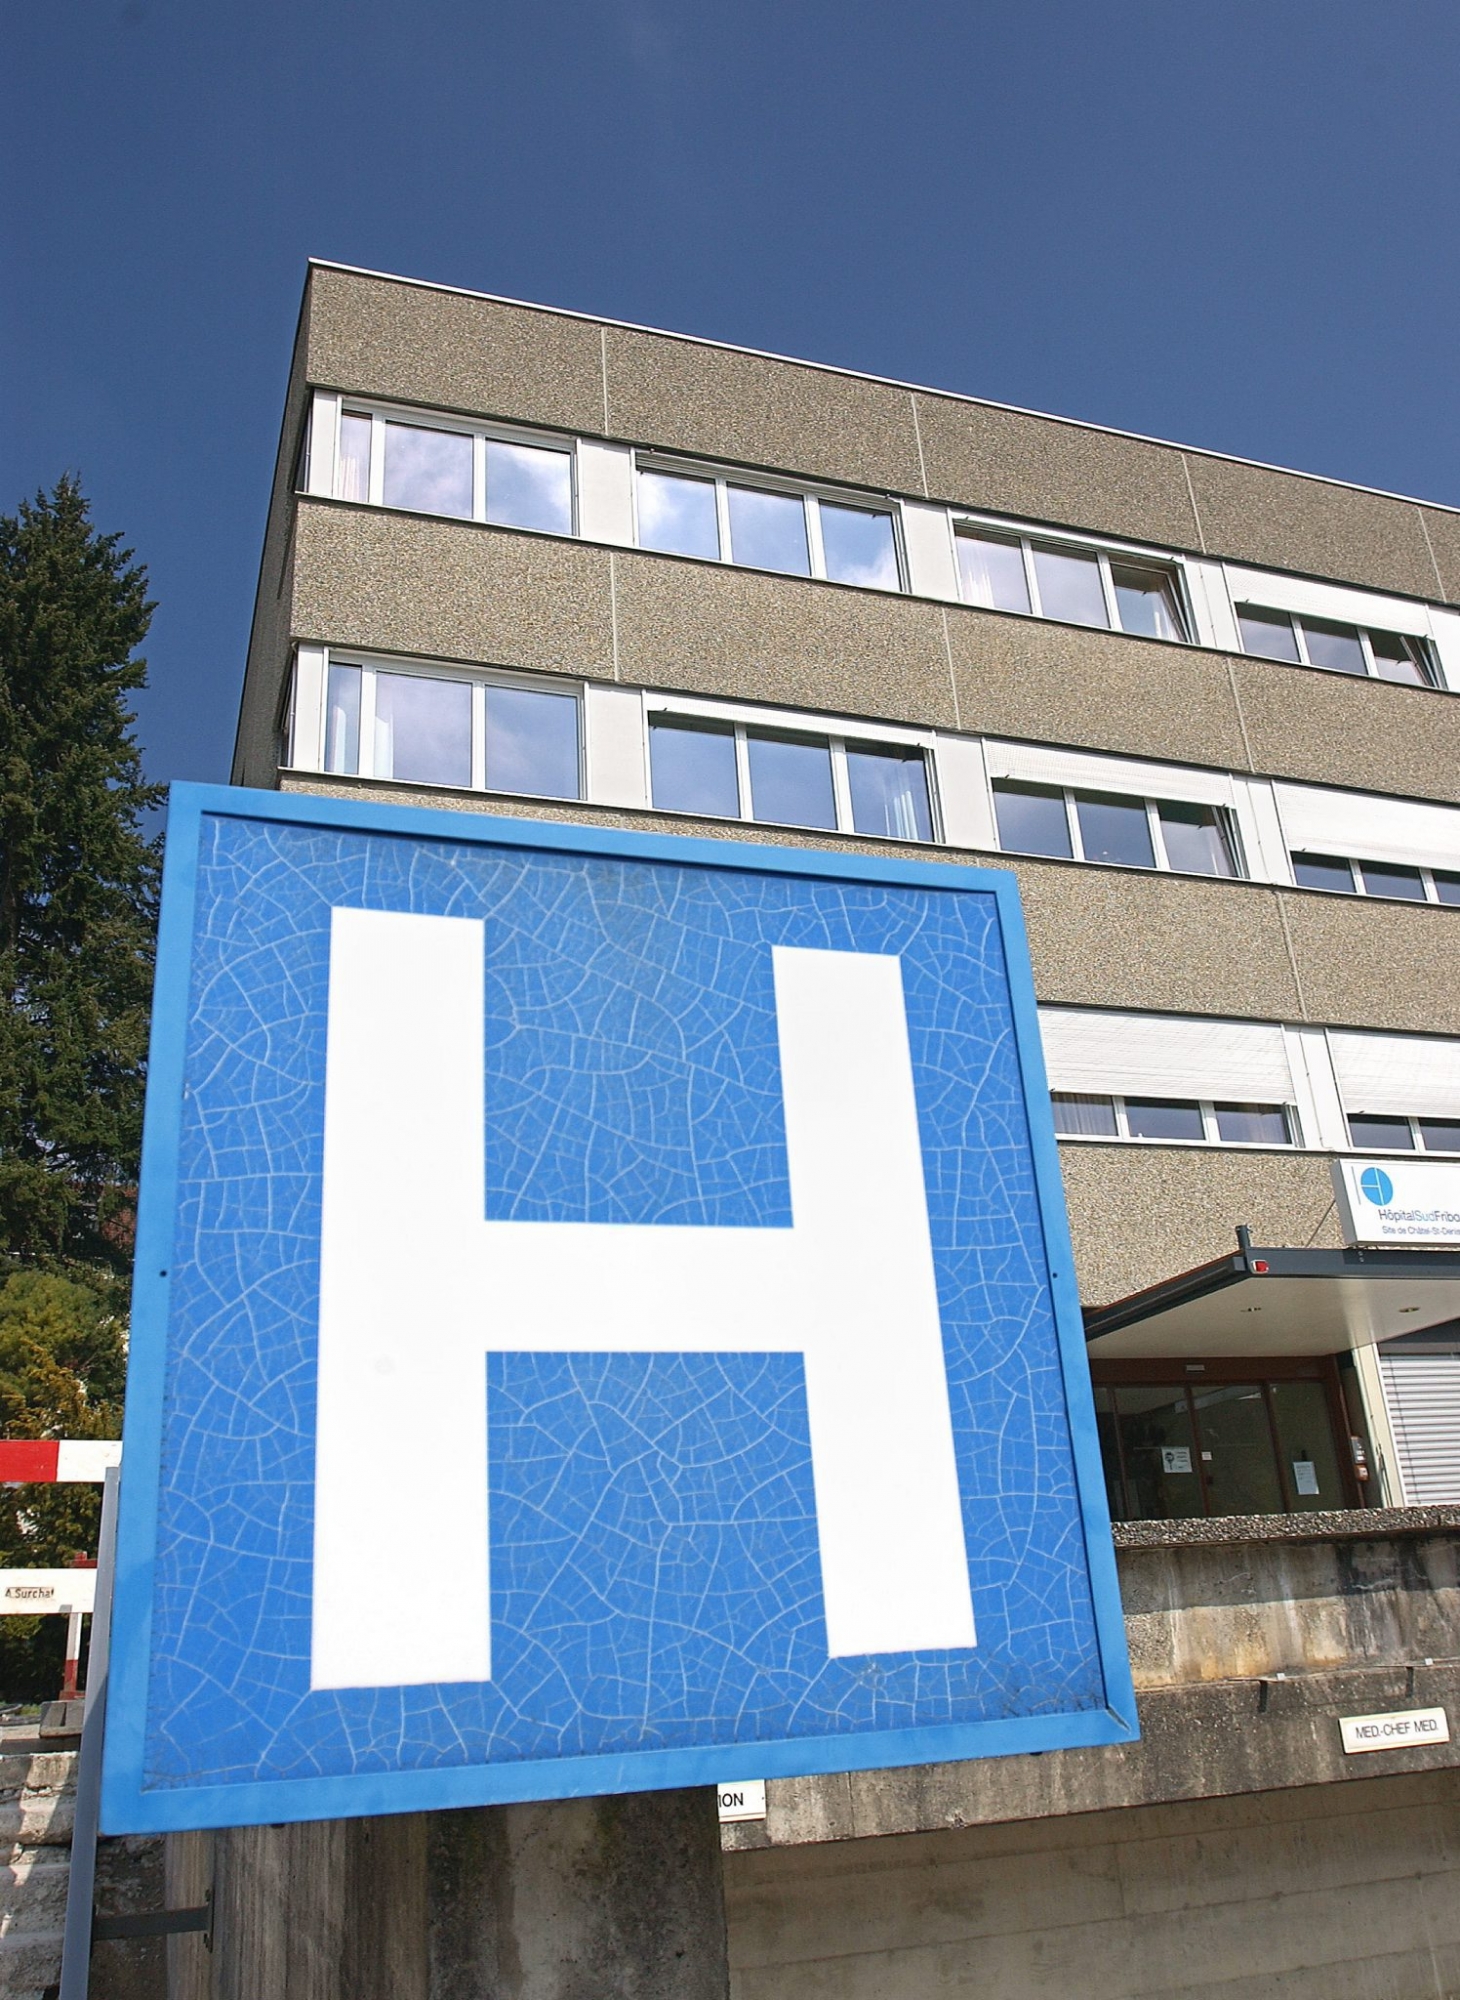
[723,1769,1460,2000]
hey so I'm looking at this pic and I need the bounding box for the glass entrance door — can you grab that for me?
[1193,1383,1285,1515]
[1093,1360,1357,1522]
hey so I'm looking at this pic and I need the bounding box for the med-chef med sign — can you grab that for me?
[102,787,1135,1833]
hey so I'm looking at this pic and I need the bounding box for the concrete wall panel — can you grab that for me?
[1184,454,1441,601]
[725,1771,1460,2000]
[289,505,616,680]
[1277,891,1460,1036]
[602,326,926,495]
[913,393,1201,550]
[306,266,607,435]
[1011,863,1303,1020]
[946,610,1251,771]
[1121,1532,1460,1690]
[612,552,959,726]
[1417,505,1460,604]
[1056,1145,1341,1305]
[1229,661,1460,806]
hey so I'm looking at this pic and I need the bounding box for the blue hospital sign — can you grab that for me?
[103,787,1136,1833]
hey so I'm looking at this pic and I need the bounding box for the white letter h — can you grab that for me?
[312,907,975,1690]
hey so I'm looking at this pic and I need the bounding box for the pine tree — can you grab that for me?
[0,479,157,1697]
[0,476,161,1267]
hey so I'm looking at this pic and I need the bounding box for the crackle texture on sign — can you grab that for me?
[143,814,1102,1792]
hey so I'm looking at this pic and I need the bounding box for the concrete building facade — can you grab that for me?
[187,262,1460,1998]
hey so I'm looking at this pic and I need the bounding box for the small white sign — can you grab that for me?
[716,1780,767,1822]
[0,1569,97,1614]
[1339,1707,1450,1755]
[1161,1446,1192,1474]
[1333,1157,1460,1247]
[1292,1460,1320,1497]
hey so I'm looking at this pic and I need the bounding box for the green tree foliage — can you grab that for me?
[0,479,158,1696]
[0,475,161,1267]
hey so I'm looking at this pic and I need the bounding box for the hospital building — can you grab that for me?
[191,261,1460,1997]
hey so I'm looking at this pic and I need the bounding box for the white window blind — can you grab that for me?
[1038,1009,1292,1101]
[1275,784,1460,872]
[1328,1031,1460,1118]
[1379,1351,1460,1504]
[1328,1032,1460,1128]
[987,742,1236,809]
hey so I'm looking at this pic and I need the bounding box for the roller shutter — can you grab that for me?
[1378,1351,1460,1503]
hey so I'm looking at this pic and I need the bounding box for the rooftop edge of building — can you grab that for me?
[303,257,1460,528]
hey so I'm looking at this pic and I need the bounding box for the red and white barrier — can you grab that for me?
[0,1439,121,1484]
[0,1441,120,1700]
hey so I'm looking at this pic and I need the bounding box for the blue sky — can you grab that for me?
[7,0,1460,786]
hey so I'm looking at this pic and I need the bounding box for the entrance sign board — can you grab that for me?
[103,785,1136,1833]
[1333,1157,1460,1246]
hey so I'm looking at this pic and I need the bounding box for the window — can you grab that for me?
[1051,1093,1119,1138]
[485,439,572,535]
[325,663,361,775]
[1124,1097,1205,1142]
[955,531,1030,615]
[648,714,739,817]
[1077,792,1155,869]
[374,671,472,787]
[1237,605,1439,687]
[819,502,901,590]
[993,780,1240,877]
[1347,1111,1460,1153]
[955,524,1189,640]
[382,421,473,519]
[845,743,934,842]
[483,684,579,798]
[1214,1102,1293,1146]
[1111,563,1186,641]
[319,658,581,800]
[337,412,371,504]
[746,732,835,827]
[990,781,1071,859]
[1291,851,1460,905]
[1053,1092,1295,1146]
[647,710,935,840]
[634,461,904,590]
[637,469,719,561]
[331,406,576,536]
[1292,852,1355,894]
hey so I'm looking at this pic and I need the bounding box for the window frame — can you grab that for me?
[631,452,908,593]
[1344,1110,1460,1155]
[1288,850,1459,905]
[642,694,940,841]
[993,777,1245,879]
[1235,601,1442,689]
[1053,1091,1299,1148]
[321,396,580,538]
[309,650,585,801]
[952,514,1194,643]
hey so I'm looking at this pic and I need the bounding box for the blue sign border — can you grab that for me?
[103,782,1137,1833]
